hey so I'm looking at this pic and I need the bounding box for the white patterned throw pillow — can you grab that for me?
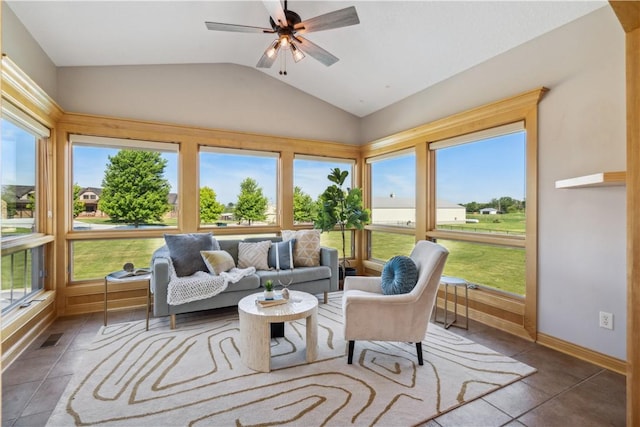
[237,241,271,270]
[281,229,321,267]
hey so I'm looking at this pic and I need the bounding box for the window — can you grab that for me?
[367,150,416,261]
[1,247,45,311]
[431,122,527,295]
[1,103,50,311]
[369,231,415,262]
[1,118,39,237]
[199,147,277,227]
[434,125,526,236]
[369,150,416,228]
[294,156,356,255]
[71,136,178,230]
[437,239,525,295]
[71,238,165,281]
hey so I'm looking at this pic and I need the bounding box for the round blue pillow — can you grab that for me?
[381,255,418,295]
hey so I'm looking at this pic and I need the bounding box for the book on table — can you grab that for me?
[255,294,288,307]
[109,268,151,280]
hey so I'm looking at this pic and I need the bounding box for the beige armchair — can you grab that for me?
[342,240,449,365]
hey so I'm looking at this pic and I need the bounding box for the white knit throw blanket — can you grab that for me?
[167,266,256,306]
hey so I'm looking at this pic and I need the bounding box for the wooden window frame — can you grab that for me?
[361,88,547,340]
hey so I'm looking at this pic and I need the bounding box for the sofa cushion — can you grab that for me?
[238,240,271,270]
[164,233,218,277]
[201,250,235,275]
[268,239,296,270]
[223,274,261,292]
[282,229,321,267]
[256,265,331,286]
[381,255,418,295]
[218,240,240,264]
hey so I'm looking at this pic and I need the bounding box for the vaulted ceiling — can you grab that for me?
[7,1,607,117]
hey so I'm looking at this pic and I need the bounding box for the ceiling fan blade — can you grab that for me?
[256,51,278,69]
[262,0,287,27]
[205,22,274,34]
[295,36,339,67]
[294,6,359,34]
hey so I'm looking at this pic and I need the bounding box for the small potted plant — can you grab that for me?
[264,280,275,300]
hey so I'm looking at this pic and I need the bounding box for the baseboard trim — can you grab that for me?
[537,332,627,375]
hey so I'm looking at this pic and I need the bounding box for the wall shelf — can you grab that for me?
[555,171,626,189]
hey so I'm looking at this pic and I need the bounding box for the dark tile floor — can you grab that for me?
[2,305,627,426]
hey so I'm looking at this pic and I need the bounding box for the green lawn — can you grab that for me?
[326,229,524,295]
[438,212,526,236]
[72,238,165,280]
[1,251,32,291]
[6,222,524,295]
[74,218,178,227]
[438,239,525,295]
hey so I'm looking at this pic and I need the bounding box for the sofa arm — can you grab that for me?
[151,257,171,317]
[320,246,339,291]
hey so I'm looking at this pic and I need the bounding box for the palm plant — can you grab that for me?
[314,168,370,278]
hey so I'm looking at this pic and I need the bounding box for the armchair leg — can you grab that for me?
[323,291,328,304]
[348,340,355,364]
[170,314,176,330]
[416,342,423,365]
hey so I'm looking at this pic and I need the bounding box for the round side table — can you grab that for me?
[104,270,152,330]
[434,275,469,330]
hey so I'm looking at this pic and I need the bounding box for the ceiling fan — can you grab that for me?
[205,0,360,72]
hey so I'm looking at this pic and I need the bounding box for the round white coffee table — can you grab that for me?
[238,290,318,372]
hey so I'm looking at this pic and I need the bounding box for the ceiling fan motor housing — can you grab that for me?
[270,9,302,32]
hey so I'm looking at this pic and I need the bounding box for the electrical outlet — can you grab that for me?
[599,311,613,330]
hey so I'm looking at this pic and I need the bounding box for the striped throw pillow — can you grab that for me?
[281,229,321,267]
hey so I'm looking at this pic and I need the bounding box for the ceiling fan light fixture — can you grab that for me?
[265,39,281,58]
[291,42,305,63]
[280,35,290,49]
[206,2,360,70]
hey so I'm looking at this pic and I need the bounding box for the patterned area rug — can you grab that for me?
[47,293,536,426]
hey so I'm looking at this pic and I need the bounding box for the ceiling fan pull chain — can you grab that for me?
[279,51,288,76]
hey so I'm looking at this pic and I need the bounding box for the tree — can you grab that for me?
[293,186,316,223]
[1,187,17,218]
[234,178,268,225]
[73,183,85,218]
[200,186,225,223]
[98,150,170,227]
[464,201,479,213]
[314,168,370,276]
[26,192,35,216]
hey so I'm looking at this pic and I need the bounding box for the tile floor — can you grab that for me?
[2,305,627,427]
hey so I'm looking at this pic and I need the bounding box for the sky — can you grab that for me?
[68,131,525,206]
[436,131,526,204]
[1,120,37,186]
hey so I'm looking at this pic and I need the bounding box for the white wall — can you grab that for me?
[2,4,57,99]
[362,7,627,359]
[56,63,360,144]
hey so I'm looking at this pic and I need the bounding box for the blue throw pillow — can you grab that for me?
[164,233,218,277]
[268,239,296,270]
[381,255,418,295]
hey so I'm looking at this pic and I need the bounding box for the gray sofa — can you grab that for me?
[151,236,339,328]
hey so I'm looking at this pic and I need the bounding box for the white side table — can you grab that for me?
[238,290,318,372]
[434,275,469,330]
[104,271,152,331]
